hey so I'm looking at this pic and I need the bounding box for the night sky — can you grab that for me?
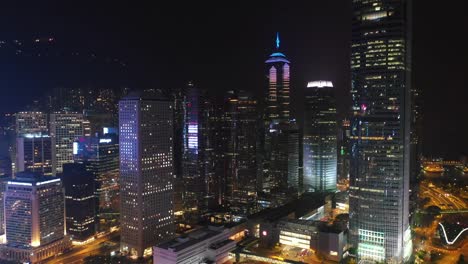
[0,1,467,158]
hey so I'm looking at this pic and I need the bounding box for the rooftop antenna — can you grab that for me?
[276,32,280,49]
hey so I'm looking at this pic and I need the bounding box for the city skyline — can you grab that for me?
[0,2,467,263]
[0,2,466,158]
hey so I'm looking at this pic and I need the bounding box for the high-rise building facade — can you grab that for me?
[261,34,298,198]
[119,93,174,258]
[338,119,351,181]
[1,172,70,263]
[181,83,206,214]
[172,82,217,220]
[265,33,290,124]
[287,122,300,192]
[349,1,412,263]
[303,81,337,192]
[224,90,259,214]
[0,176,9,241]
[16,134,52,175]
[73,133,120,231]
[50,112,84,174]
[15,112,48,137]
[62,163,96,243]
[14,112,49,177]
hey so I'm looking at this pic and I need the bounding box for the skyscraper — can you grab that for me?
[287,121,300,192]
[119,93,174,258]
[50,111,84,174]
[261,33,298,198]
[224,90,259,214]
[1,172,70,263]
[303,81,337,192]
[73,133,120,232]
[172,82,217,220]
[349,1,412,262]
[14,111,49,177]
[62,163,96,244]
[264,33,290,124]
[181,82,206,215]
[16,134,52,175]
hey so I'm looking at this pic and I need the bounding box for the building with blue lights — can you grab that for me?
[303,80,337,192]
[119,92,174,258]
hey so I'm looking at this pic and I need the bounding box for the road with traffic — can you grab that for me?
[46,231,120,264]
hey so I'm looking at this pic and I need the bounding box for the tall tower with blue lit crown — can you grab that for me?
[262,33,299,199]
[265,32,290,124]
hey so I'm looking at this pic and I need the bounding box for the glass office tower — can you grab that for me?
[303,81,337,192]
[349,0,412,263]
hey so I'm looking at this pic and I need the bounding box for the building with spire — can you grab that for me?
[264,33,291,124]
[261,33,299,202]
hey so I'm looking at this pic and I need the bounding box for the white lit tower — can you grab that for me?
[303,81,337,192]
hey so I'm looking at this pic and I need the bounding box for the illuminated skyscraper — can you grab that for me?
[14,112,49,177]
[303,81,337,192]
[265,33,290,124]
[119,93,174,258]
[181,82,205,214]
[73,133,119,231]
[62,163,96,243]
[50,111,84,174]
[1,172,70,263]
[349,1,412,263]
[261,33,297,198]
[224,90,259,214]
[173,82,217,219]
